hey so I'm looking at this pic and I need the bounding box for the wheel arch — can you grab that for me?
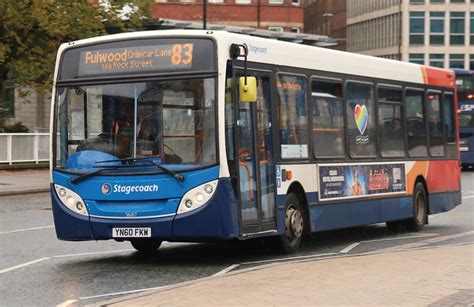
[286,181,311,234]
[414,175,430,215]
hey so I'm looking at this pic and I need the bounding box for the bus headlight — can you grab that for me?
[54,184,89,216]
[177,180,218,215]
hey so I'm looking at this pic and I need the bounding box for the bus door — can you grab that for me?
[235,71,277,235]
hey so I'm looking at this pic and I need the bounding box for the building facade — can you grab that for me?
[151,0,304,33]
[347,0,473,69]
[304,0,347,50]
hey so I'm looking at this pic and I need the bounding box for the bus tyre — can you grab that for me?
[279,193,305,254]
[405,182,428,232]
[131,239,162,254]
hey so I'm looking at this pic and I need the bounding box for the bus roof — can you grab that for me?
[57,30,455,88]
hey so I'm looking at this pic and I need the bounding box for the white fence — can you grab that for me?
[0,133,50,165]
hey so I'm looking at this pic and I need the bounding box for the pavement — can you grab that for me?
[100,243,474,307]
[0,169,50,196]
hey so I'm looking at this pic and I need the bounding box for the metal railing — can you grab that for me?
[0,133,50,165]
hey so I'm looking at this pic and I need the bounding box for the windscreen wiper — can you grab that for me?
[96,157,185,182]
[70,165,121,184]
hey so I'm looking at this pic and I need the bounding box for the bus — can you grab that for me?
[50,30,461,253]
[453,68,474,169]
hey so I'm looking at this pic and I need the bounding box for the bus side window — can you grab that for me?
[406,89,428,157]
[378,87,405,157]
[346,82,376,158]
[311,79,345,158]
[277,74,309,159]
[427,92,445,157]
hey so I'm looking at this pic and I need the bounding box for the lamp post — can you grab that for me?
[203,0,207,29]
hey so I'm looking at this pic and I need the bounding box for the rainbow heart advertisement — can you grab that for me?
[354,104,368,135]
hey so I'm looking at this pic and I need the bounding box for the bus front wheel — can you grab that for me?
[279,193,305,254]
[131,239,162,254]
[405,182,428,232]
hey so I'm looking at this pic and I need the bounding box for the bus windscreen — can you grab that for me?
[59,38,215,80]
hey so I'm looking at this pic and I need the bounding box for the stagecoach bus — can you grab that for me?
[50,30,461,253]
[454,68,474,169]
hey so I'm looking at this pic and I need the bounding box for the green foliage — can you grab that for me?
[2,122,29,133]
[0,0,153,94]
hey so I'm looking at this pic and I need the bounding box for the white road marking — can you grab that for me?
[79,286,164,300]
[462,195,474,199]
[337,233,437,254]
[0,257,50,274]
[0,225,54,235]
[241,252,337,265]
[56,299,78,307]
[462,191,474,194]
[339,242,361,254]
[380,230,474,252]
[213,264,240,276]
[53,249,134,258]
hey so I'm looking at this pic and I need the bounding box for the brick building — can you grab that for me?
[151,0,304,33]
[304,0,347,50]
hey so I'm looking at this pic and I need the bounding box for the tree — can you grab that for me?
[0,0,153,94]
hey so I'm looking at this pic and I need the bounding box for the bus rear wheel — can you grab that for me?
[279,193,305,254]
[405,182,428,232]
[131,239,162,254]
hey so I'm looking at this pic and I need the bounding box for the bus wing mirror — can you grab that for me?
[239,76,257,103]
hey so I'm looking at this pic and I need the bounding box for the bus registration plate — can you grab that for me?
[112,227,151,238]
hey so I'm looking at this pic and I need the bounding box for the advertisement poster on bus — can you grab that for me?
[319,163,406,201]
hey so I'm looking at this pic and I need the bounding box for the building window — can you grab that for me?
[471,54,474,70]
[235,0,251,3]
[450,0,465,2]
[409,53,425,64]
[449,54,465,68]
[410,12,425,45]
[430,12,444,44]
[268,0,284,4]
[450,12,465,45]
[410,0,424,3]
[430,0,444,2]
[268,26,284,32]
[292,0,300,5]
[291,27,300,33]
[429,54,444,67]
[471,12,474,45]
[311,79,345,158]
[277,75,308,159]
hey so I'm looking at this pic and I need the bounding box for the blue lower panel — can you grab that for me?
[308,196,413,232]
[51,187,94,241]
[172,179,239,240]
[429,191,461,214]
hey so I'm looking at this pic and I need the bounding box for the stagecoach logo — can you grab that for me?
[101,183,159,195]
[243,43,268,55]
[102,183,112,195]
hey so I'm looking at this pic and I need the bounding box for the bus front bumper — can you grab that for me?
[51,179,240,242]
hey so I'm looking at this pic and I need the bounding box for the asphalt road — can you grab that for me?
[1,172,473,306]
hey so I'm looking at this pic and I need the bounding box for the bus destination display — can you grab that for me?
[79,43,194,76]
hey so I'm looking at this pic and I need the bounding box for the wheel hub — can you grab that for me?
[285,206,303,241]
